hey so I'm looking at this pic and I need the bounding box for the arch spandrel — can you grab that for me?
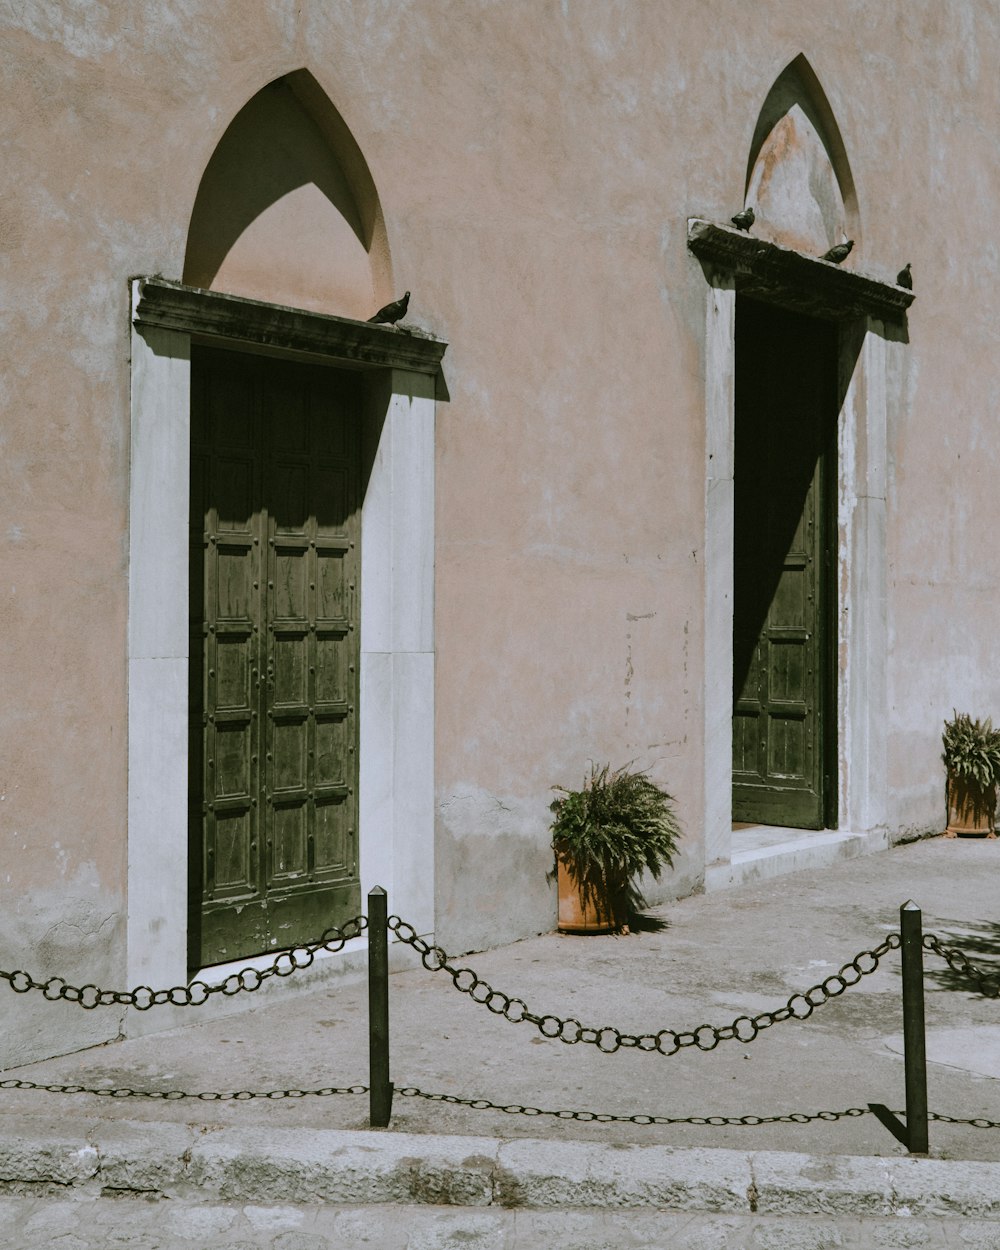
[744,55,859,259]
[183,70,391,320]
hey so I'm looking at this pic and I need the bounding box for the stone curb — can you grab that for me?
[2,1119,999,1219]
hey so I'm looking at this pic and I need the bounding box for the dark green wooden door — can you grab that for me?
[189,345,361,967]
[732,299,837,829]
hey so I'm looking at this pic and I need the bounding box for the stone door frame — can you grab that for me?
[127,278,446,993]
[688,220,913,872]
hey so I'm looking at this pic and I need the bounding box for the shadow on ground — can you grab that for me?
[923,920,1000,995]
[628,911,670,933]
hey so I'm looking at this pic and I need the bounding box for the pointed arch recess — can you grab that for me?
[184,69,392,320]
[743,55,860,258]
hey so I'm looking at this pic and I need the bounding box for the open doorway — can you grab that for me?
[732,296,838,830]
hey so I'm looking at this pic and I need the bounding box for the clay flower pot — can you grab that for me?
[945,773,997,838]
[556,857,615,934]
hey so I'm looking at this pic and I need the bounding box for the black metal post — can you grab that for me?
[367,885,394,1127]
[900,900,929,1154]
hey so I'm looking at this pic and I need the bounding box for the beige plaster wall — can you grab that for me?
[1,0,999,1058]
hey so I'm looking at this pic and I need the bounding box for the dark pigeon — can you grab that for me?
[731,207,755,232]
[896,263,912,289]
[819,240,854,264]
[369,291,410,325]
[820,243,850,266]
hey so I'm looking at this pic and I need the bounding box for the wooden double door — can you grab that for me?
[189,345,362,967]
[732,299,838,830]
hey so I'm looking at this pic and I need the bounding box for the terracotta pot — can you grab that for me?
[945,773,997,838]
[556,857,614,933]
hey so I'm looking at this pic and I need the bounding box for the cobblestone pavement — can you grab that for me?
[3,1195,1000,1250]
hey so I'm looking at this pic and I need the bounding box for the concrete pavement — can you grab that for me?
[9,1195,1000,1249]
[2,835,1000,1244]
[4,1125,1000,1247]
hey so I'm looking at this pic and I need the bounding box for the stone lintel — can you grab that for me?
[687,220,914,323]
[132,278,448,374]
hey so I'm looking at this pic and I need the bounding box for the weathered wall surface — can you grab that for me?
[1,0,999,1059]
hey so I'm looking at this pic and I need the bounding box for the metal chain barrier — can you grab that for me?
[3,895,999,1152]
[8,913,996,1040]
[0,1077,368,1101]
[0,916,367,1010]
[2,1076,998,1132]
[397,1087,875,1125]
[396,1089,1000,1129]
[922,933,1000,998]
[388,915,902,1054]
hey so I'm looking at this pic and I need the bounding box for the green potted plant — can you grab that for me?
[550,762,682,933]
[942,712,1000,838]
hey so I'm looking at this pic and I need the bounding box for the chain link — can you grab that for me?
[396,1088,1000,1129]
[397,1086,873,1125]
[0,1077,367,1101]
[388,916,901,1054]
[2,1075,998,1131]
[0,917,367,1010]
[923,933,1000,998]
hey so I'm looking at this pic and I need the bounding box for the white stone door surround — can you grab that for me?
[688,221,913,872]
[127,278,444,992]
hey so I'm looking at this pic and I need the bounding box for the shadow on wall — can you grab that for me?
[745,54,859,258]
[184,69,390,319]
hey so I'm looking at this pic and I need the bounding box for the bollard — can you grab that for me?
[368,886,394,1127]
[900,900,929,1154]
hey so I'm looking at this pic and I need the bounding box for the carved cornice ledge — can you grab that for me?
[132,278,448,374]
[687,220,914,323]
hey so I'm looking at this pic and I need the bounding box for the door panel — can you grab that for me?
[190,346,361,968]
[732,299,836,829]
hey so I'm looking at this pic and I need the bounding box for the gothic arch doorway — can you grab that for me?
[177,71,397,966]
[689,53,912,882]
[127,66,444,994]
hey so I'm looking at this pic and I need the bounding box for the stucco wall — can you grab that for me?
[1,0,999,1062]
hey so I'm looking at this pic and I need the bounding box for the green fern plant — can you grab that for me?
[550,763,682,929]
[942,712,1000,789]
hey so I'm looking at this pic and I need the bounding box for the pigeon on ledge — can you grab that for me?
[369,291,410,325]
[819,241,853,264]
[896,263,913,289]
[731,207,755,232]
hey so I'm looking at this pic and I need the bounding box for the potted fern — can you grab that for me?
[942,712,1000,838]
[550,762,682,933]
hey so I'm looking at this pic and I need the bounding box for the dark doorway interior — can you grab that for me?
[732,297,838,830]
